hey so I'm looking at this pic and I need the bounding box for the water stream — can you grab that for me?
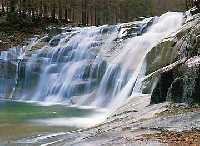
[0,12,184,144]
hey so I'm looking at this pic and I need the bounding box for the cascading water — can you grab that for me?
[0,12,184,128]
[16,20,154,107]
[107,12,184,110]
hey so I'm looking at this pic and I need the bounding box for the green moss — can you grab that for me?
[146,40,178,75]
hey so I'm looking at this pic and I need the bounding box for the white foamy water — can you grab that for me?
[0,12,184,129]
[107,12,184,112]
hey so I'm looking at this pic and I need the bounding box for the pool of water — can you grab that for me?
[0,100,103,144]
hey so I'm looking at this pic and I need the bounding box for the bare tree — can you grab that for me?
[81,0,87,25]
[51,0,56,20]
[58,0,63,20]
[1,0,5,13]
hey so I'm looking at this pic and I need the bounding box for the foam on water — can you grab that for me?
[0,12,184,129]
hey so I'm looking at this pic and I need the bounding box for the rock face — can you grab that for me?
[171,57,200,104]
[148,11,200,105]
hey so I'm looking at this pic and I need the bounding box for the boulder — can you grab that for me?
[147,11,200,105]
[150,56,200,105]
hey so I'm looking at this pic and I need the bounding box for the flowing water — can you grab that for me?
[0,12,184,144]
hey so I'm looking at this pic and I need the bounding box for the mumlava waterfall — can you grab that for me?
[0,12,183,121]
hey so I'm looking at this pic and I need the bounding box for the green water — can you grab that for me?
[0,100,96,143]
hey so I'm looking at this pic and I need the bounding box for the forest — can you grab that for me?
[0,0,189,26]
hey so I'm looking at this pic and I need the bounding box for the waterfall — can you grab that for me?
[107,12,184,111]
[0,12,183,114]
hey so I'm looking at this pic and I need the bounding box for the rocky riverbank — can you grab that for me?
[14,96,199,145]
[14,9,200,146]
[85,8,200,146]
[147,10,200,105]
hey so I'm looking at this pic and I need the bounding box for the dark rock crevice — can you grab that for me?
[150,70,174,104]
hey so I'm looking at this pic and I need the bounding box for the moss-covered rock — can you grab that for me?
[150,56,200,105]
[146,40,178,75]
[148,11,200,105]
[182,57,200,104]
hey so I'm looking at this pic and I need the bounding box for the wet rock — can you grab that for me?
[182,56,200,104]
[166,56,200,104]
[148,11,200,105]
[151,56,200,105]
[31,42,47,51]
[191,7,200,15]
[151,70,174,104]
[47,26,63,37]
[146,40,178,75]
[101,26,117,34]
[49,38,60,47]
[167,77,184,103]
[0,41,10,51]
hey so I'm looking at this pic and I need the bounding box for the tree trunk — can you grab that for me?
[82,0,87,25]
[51,0,56,21]
[65,9,68,20]
[58,0,63,20]
[1,0,5,13]
[9,0,16,13]
[44,4,48,19]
